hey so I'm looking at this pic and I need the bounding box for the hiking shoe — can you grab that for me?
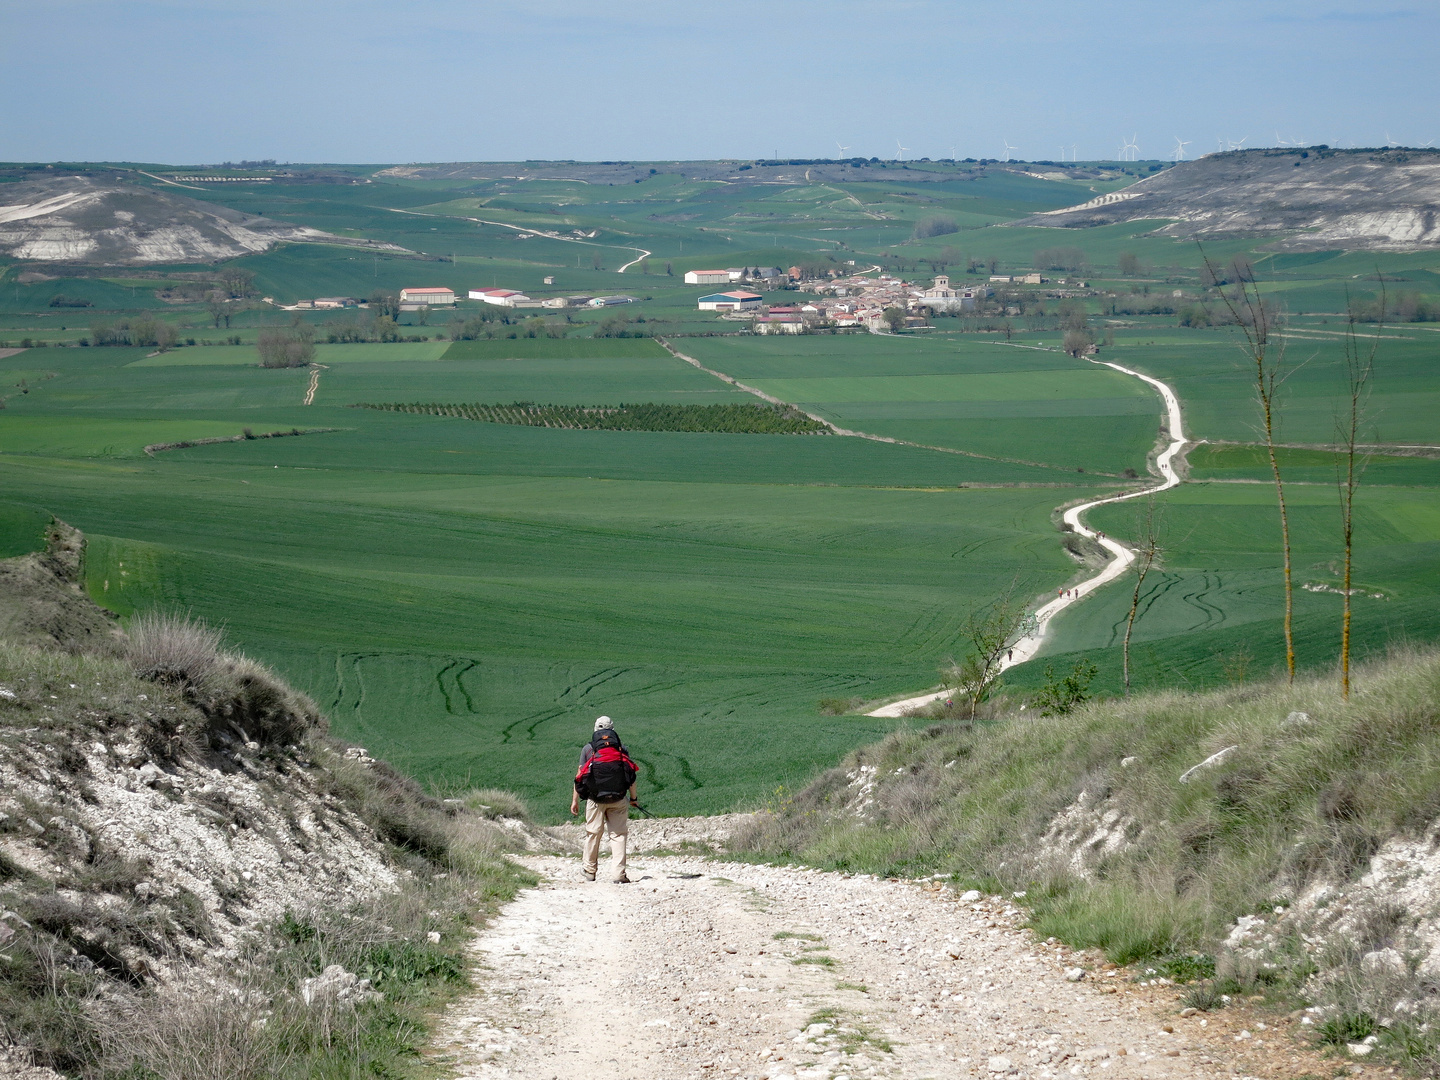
[614,873,631,884]
[582,868,596,882]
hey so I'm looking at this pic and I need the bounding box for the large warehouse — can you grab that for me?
[684,269,731,285]
[697,290,763,311]
[398,287,456,305]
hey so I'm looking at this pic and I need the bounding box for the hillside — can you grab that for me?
[1013,147,1440,249]
[0,521,544,1077]
[0,175,408,264]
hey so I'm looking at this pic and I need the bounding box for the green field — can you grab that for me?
[0,337,1098,816]
[1,159,1438,815]
[681,334,1161,475]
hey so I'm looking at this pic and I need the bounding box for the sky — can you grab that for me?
[3,0,1438,165]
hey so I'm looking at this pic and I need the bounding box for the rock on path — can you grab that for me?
[430,852,1239,1080]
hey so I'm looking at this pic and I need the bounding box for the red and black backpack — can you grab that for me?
[575,728,638,802]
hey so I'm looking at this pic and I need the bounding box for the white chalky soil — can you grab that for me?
[431,850,1231,1080]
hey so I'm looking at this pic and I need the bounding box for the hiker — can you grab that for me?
[570,716,639,883]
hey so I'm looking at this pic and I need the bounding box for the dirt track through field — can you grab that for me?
[303,362,326,405]
[868,354,1189,716]
[430,825,1255,1080]
[656,337,1191,718]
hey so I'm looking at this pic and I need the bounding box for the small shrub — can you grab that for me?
[1316,1010,1376,1045]
[818,696,863,715]
[123,610,223,687]
[460,788,532,822]
[1031,659,1098,716]
[1179,981,1224,1012]
[1153,952,1216,983]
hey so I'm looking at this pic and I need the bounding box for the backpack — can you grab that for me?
[575,730,638,802]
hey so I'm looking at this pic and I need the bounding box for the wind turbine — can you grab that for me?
[1385,131,1401,148]
[1069,143,1078,162]
[1230,136,1248,150]
[1275,131,1291,147]
[835,140,851,157]
[895,138,909,162]
[1120,135,1140,162]
[950,144,959,162]
[1172,137,1192,162]
[1002,139,1018,162]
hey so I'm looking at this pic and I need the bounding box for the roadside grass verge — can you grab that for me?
[731,645,1440,970]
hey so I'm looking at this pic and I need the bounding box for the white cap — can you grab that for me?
[593,715,614,731]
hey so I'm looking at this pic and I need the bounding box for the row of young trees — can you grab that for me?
[1206,250,1382,697]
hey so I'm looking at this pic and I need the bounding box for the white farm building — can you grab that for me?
[684,269,731,286]
[398,287,455,305]
[468,288,532,307]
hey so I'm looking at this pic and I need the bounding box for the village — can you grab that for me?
[280,264,1098,336]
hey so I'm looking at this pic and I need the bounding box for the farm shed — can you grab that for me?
[468,288,532,306]
[398,287,456,305]
[684,269,731,285]
[697,290,763,311]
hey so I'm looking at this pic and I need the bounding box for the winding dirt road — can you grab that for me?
[658,337,1191,717]
[868,358,1188,717]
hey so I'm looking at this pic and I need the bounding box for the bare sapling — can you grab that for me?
[1336,282,1382,698]
[946,587,1038,720]
[1123,498,1164,694]
[1202,246,1298,682]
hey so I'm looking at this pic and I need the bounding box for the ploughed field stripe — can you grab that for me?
[350,400,830,435]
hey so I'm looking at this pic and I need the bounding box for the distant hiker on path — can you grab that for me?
[570,716,640,883]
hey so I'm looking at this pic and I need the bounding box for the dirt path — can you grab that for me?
[657,336,1192,719]
[868,357,1189,718]
[431,836,1242,1080]
[618,247,653,273]
[303,362,326,405]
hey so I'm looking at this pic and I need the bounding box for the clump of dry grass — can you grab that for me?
[459,788,533,822]
[121,610,324,749]
[122,610,223,687]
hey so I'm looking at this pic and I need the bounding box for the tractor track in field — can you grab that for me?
[303,362,327,405]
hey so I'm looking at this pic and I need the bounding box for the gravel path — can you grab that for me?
[868,355,1190,718]
[430,850,1242,1080]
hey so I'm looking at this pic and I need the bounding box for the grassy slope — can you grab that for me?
[733,646,1440,965]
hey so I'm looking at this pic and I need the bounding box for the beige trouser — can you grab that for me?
[583,798,629,879]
